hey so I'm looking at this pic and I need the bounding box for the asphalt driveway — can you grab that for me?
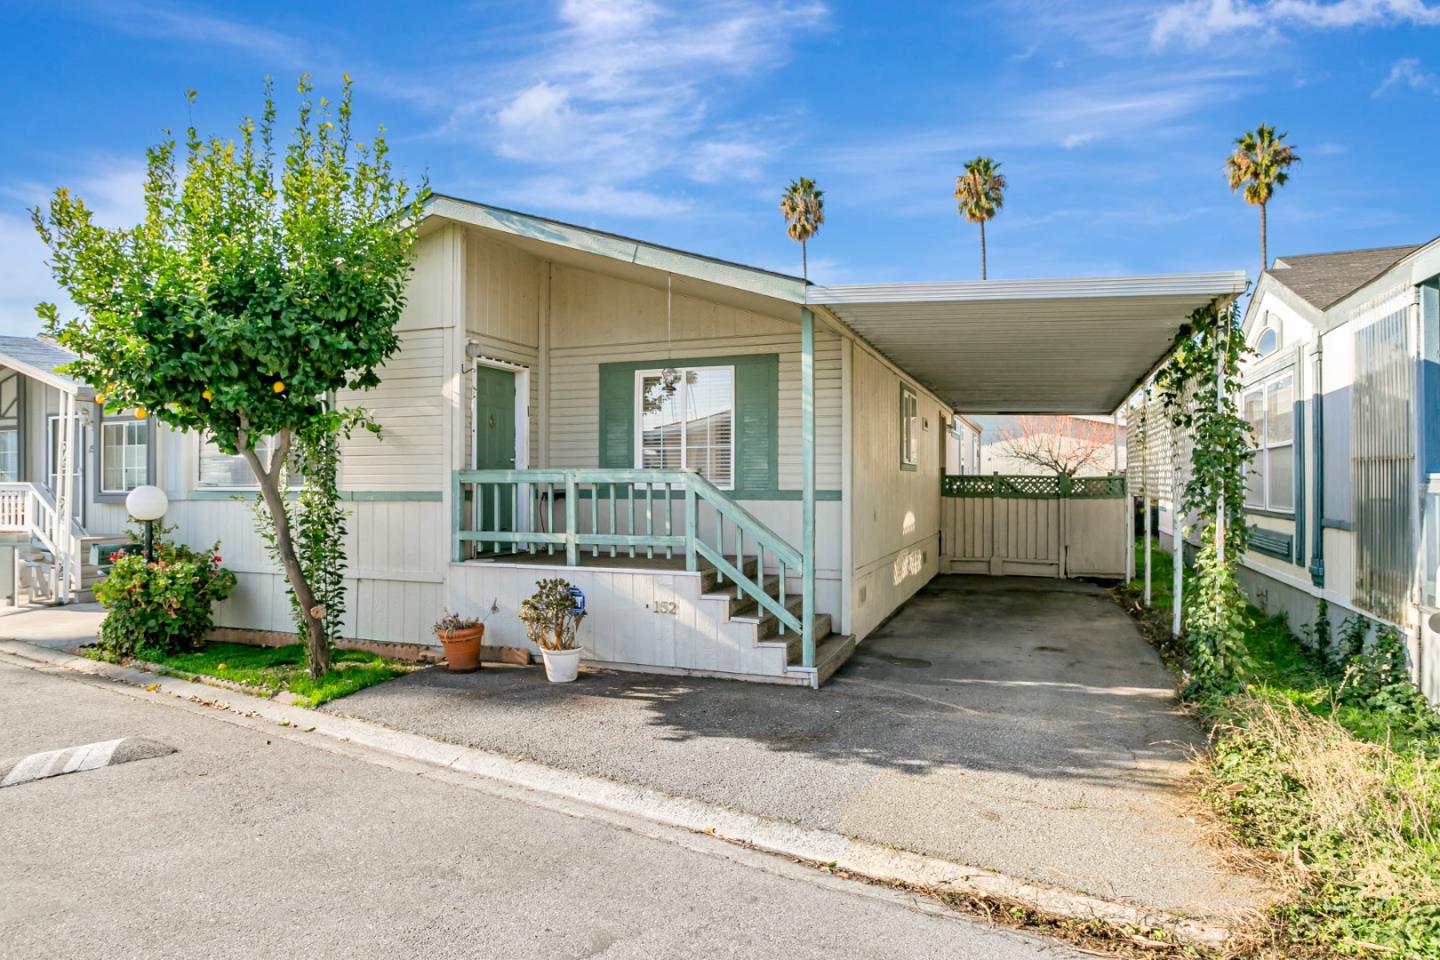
[327,575,1268,920]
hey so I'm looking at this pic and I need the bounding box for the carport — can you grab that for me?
[807,272,1246,599]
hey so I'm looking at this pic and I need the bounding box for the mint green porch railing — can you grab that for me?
[451,468,810,663]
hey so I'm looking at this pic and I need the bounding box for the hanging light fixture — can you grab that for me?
[661,273,679,395]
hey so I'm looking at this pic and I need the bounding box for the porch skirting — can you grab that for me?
[449,559,810,682]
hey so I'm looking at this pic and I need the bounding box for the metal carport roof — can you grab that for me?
[807,273,1248,414]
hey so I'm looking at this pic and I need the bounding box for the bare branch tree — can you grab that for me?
[996,415,1118,476]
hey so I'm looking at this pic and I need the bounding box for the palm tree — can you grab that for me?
[779,177,824,279]
[954,157,1006,280]
[1225,125,1300,272]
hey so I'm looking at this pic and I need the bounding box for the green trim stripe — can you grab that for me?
[184,489,443,502]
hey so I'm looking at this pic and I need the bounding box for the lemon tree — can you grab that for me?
[33,75,426,676]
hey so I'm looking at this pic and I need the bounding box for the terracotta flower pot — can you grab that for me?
[437,624,485,673]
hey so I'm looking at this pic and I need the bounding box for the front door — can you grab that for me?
[475,365,517,552]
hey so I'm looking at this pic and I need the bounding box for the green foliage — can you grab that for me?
[1182,539,1251,693]
[94,542,237,659]
[518,578,586,651]
[33,74,425,679]
[250,406,364,670]
[134,640,408,707]
[1338,624,1440,750]
[1154,298,1254,692]
[1121,539,1440,955]
[1205,696,1440,958]
[32,75,426,449]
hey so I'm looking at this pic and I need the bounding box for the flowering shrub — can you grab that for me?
[94,542,237,659]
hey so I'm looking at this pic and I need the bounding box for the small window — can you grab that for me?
[99,419,149,493]
[0,429,16,482]
[635,365,735,489]
[1244,371,1295,513]
[900,384,919,471]
[198,434,301,488]
[46,415,82,495]
[1254,327,1278,357]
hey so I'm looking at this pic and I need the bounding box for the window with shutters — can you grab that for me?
[635,366,734,489]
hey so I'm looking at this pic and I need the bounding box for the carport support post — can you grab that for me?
[801,307,817,671]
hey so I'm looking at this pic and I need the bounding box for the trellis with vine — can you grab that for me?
[1154,297,1255,691]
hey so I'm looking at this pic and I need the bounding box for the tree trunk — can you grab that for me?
[241,433,330,679]
[1259,202,1267,274]
[980,221,988,280]
[802,239,808,280]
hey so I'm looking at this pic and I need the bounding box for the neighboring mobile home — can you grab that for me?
[2,196,1244,685]
[1143,240,1440,702]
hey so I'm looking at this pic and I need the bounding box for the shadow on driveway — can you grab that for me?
[328,575,1268,918]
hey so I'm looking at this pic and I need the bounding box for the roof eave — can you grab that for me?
[422,194,810,306]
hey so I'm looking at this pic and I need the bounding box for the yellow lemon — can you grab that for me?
[134,407,147,420]
[202,389,212,401]
[272,381,285,394]
[216,662,227,671]
[94,393,106,405]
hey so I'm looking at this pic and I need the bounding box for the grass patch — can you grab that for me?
[1116,538,1440,958]
[127,641,412,707]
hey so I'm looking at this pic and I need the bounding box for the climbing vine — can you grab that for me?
[1155,297,1255,691]
[252,405,371,671]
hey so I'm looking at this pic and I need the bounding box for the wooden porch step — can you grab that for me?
[699,575,782,616]
[786,633,858,688]
[698,556,760,593]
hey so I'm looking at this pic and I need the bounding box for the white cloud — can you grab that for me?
[690,139,770,183]
[495,177,692,219]
[83,0,310,66]
[1374,56,1440,94]
[1152,0,1440,49]
[433,0,828,209]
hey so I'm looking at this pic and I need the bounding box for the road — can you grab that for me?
[0,656,1084,960]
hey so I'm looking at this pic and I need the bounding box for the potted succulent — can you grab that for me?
[518,578,586,682]
[434,609,486,673]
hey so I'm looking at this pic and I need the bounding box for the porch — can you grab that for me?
[451,467,852,687]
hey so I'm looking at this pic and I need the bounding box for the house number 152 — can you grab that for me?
[653,601,677,615]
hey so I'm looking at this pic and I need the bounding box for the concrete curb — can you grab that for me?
[0,638,1234,949]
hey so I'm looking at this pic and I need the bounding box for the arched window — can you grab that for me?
[1254,327,1278,357]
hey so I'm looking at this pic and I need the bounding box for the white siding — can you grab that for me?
[849,345,946,640]
[545,263,843,490]
[337,328,447,491]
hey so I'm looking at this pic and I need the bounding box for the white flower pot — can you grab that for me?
[540,647,582,683]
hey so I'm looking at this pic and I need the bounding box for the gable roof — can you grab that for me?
[1265,243,1425,311]
[423,194,808,309]
[0,336,90,396]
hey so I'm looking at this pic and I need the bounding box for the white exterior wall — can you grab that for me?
[128,214,960,675]
[848,343,947,641]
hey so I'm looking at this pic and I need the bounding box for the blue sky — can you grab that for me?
[2,0,1438,334]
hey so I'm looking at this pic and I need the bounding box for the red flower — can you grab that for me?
[213,555,222,564]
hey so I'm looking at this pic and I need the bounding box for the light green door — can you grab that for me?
[475,366,516,553]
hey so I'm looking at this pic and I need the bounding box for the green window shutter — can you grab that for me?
[734,357,777,496]
[597,354,778,493]
[597,365,635,469]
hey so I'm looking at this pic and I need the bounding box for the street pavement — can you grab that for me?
[0,657,1086,960]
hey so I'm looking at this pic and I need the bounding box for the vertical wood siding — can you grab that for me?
[545,263,842,489]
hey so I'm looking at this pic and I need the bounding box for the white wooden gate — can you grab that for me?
[940,475,1129,579]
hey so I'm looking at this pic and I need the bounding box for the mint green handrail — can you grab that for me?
[453,468,809,656]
